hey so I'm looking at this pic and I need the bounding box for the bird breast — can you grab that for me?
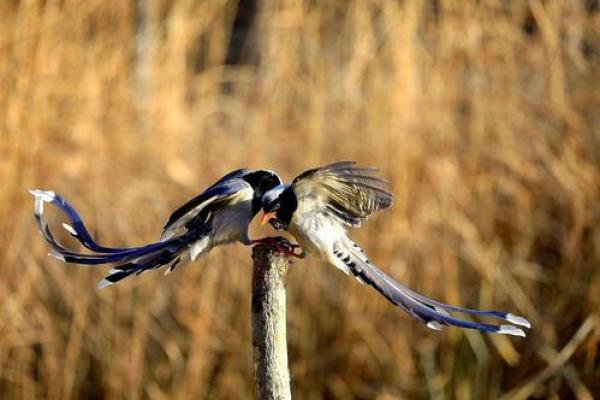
[290,211,344,257]
[212,198,253,244]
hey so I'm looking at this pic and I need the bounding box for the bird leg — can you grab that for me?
[251,237,303,258]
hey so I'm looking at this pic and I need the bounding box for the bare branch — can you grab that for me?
[251,243,292,400]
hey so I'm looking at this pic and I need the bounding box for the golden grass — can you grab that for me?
[1,0,599,398]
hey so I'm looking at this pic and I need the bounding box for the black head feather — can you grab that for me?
[243,170,282,214]
[262,184,297,230]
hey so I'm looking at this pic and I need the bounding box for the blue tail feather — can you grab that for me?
[30,189,149,253]
[339,245,531,336]
[383,277,531,328]
[30,189,196,287]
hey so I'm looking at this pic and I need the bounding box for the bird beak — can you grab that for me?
[261,211,276,225]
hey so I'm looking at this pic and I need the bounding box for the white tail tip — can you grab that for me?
[427,321,444,331]
[29,189,56,202]
[498,325,526,337]
[62,223,77,236]
[97,279,113,289]
[48,250,66,262]
[506,313,531,328]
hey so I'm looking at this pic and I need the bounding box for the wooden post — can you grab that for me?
[251,243,292,400]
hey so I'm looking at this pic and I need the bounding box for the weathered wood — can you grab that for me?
[251,243,292,400]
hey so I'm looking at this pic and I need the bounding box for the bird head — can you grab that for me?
[261,184,295,230]
[242,170,282,213]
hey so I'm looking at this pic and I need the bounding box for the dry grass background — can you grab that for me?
[1,0,599,398]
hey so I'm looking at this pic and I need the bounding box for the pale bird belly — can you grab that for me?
[212,200,252,244]
[289,213,340,257]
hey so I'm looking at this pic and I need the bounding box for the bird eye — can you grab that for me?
[273,203,280,211]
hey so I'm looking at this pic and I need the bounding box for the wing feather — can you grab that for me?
[161,178,251,239]
[292,161,392,226]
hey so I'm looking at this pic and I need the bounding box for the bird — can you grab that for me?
[31,168,281,288]
[260,161,531,336]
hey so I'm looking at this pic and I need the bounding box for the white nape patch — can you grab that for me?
[262,184,289,205]
[498,325,526,337]
[48,250,65,262]
[62,223,77,236]
[97,278,113,290]
[427,321,444,331]
[506,313,531,328]
[190,237,209,261]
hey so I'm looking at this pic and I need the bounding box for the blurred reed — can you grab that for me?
[0,0,599,398]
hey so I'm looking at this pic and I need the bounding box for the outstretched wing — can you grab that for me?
[292,161,392,226]
[161,177,252,239]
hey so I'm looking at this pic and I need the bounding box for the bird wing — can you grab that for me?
[30,173,254,288]
[292,161,392,226]
[161,177,252,239]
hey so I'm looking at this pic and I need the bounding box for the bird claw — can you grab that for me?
[252,237,303,258]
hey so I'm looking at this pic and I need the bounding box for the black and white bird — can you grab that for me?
[31,169,281,288]
[260,161,531,336]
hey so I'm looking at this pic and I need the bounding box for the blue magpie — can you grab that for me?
[260,161,531,336]
[31,169,281,288]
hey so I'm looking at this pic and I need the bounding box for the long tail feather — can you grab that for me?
[30,189,149,253]
[97,244,188,289]
[30,188,192,263]
[55,240,185,265]
[384,279,531,328]
[30,189,196,287]
[333,243,531,336]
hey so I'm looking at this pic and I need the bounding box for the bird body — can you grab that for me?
[261,161,531,336]
[31,169,281,288]
[175,191,254,263]
[289,204,348,269]
[31,160,531,336]
[208,190,255,246]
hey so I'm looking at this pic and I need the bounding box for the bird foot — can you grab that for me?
[252,237,303,258]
